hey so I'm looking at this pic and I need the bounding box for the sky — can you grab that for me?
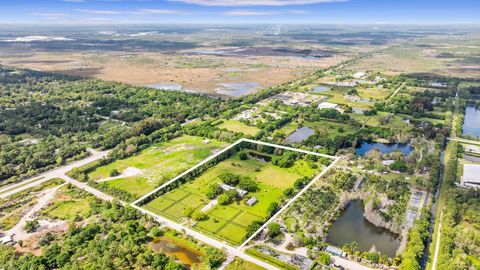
[0,0,478,25]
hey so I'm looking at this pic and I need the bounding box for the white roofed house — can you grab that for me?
[461,164,480,189]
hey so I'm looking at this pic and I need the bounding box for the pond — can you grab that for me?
[215,82,260,97]
[146,82,183,91]
[285,126,315,143]
[462,105,480,138]
[326,200,401,257]
[356,141,413,156]
[150,237,204,267]
[248,151,272,162]
[311,85,330,93]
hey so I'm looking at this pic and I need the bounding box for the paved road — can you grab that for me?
[332,256,373,270]
[0,149,109,198]
[447,137,480,145]
[431,210,444,270]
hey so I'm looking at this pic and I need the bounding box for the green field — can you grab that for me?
[43,185,94,220]
[145,150,323,246]
[218,119,260,136]
[88,136,226,197]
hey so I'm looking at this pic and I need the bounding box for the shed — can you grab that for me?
[246,197,258,206]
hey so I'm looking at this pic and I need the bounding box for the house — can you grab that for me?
[220,184,248,198]
[246,197,258,206]
[461,164,480,188]
[325,246,346,257]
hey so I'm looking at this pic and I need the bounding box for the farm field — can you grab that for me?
[88,136,226,198]
[218,119,260,136]
[144,148,325,246]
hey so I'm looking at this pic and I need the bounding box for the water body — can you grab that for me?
[248,151,272,162]
[356,141,413,156]
[150,237,204,267]
[327,200,401,257]
[464,154,480,162]
[285,126,315,143]
[146,83,182,91]
[462,105,480,138]
[216,82,259,97]
[311,85,330,93]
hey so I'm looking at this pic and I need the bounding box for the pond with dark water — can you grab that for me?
[356,141,413,156]
[326,200,401,257]
[462,105,480,138]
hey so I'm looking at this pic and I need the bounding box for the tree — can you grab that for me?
[317,251,331,265]
[238,176,258,192]
[283,187,294,198]
[267,202,279,216]
[205,247,225,268]
[239,152,248,160]
[110,168,120,177]
[268,222,281,238]
[191,210,206,221]
[206,183,223,199]
[24,219,39,233]
[219,172,240,185]
[183,206,194,218]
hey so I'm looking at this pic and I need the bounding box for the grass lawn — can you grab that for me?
[145,150,323,246]
[305,120,357,139]
[218,119,260,136]
[42,185,94,220]
[88,135,225,198]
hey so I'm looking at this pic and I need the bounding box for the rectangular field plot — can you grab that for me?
[88,135,225,199]
[137,139,335,246]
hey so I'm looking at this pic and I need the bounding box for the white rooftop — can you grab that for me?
[461,164,480,188]
[318,102,338,109]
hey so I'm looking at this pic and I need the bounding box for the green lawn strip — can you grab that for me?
[217,223,248,245]
[146,196,176,212]
[231,212,263,226]
[179,193,207,209]
[164,189,190,201]
[195,216,229,233]
[218,119,260,136]
[105,176,152,198]
[209,205,242,221]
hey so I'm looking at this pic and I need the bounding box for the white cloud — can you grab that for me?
[136,9,183,14]
[169,0,346,6]
[32,12,70,17]
[75,9,125,14]
[225,10,278,16]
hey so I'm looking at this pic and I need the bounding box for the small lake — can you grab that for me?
[462,105,480,138]
[311,85,330,93]
[356,141,413,156]
[285,126,315,143]
[326,200,401,257]
[146,83,182,91]
[216,82,260,97]
[150,237,204,267]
